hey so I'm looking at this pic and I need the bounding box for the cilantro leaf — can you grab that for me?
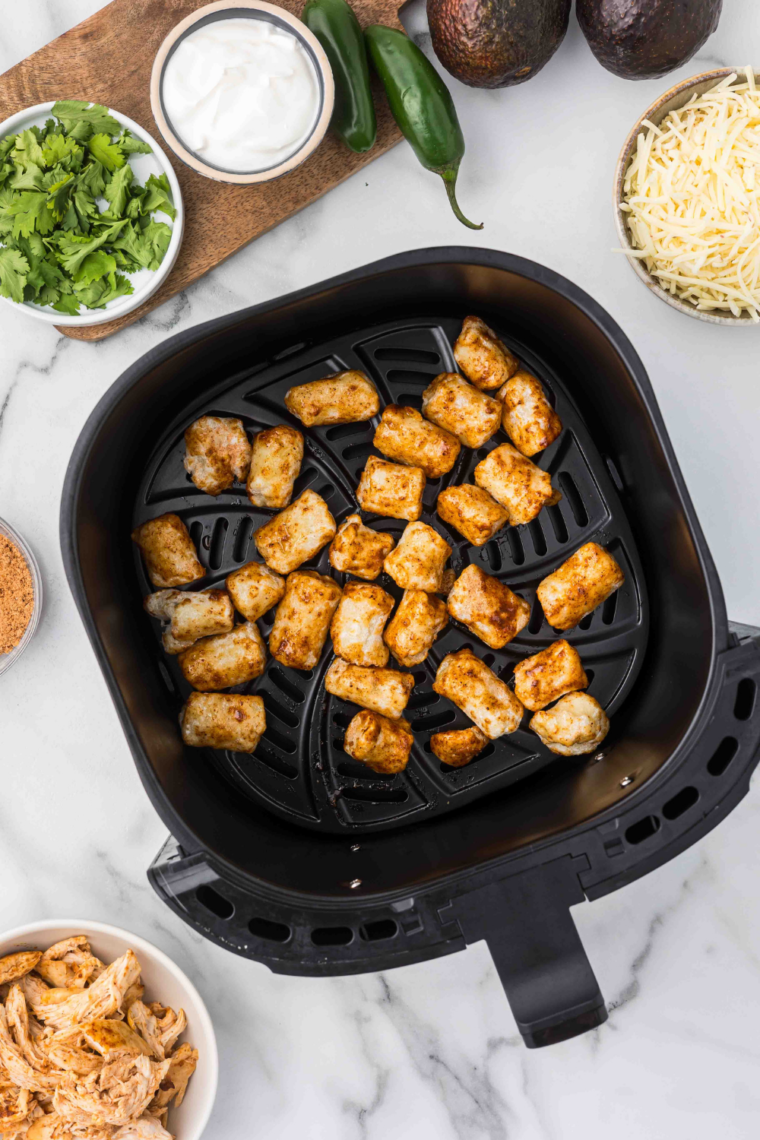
[87,133,125,172]
[74,249,117,286]
[42,133,84,171]
[139,173,176,220]
[50,219,127,276]
[78,159,106,199]
[139,218,172,270]
[102,164,133,219]
[74,271,133,309]
[51,101,120,141]
[53,290,81,315]
[117,130,152,155]
[0,186,14,238]
[9,163,47,192]
[9,191,57,238]
[0,247,30,302]
[12,129,44,170]
[47,174,75,221]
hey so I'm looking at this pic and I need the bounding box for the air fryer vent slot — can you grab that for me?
[707,736,738,776]
[132,316,648,833]
[734,678,756,721]
[196,885,234,919]
[625,815,660,845]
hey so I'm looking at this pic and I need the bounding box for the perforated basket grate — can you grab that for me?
[133,317,649,833]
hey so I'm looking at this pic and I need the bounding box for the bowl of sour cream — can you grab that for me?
[150,0,334,183]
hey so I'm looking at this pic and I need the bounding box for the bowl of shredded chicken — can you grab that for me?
[615,66,760,323]
[0,923,217,1140]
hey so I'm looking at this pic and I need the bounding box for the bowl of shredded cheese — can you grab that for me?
[615,67,760,324]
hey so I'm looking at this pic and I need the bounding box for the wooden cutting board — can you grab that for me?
[0,0,404,341]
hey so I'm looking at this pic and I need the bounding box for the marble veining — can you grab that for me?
[2,1,760,1137]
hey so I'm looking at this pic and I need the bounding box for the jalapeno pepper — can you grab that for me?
[364,25,482,230]
[303,0,377,154]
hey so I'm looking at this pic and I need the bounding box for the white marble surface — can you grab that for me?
[2,2,760,1137]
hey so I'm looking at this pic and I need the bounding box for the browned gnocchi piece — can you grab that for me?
[536,543,625,631]
[180,692,266,753]
[269,570,342,670]
[433,648,524,739]
[383,522,452,593]
[512,640,589,711]
[254,489,336,574]
[356,456,426,522]
[474,443,560,525]
[144,588,234,653]
[284,371,380,426]
[430,725,489,767]
[421,373,501,449]
[373,404,461,478]
[383,589,448,667]
[247,424,304,509]
[328,515,395,580]
[330,582,395,667]
[446,564,530,650]
[225,561,286,622]
[344,710,414,774]
[453,316,520,391]
[131,514,205,589]
[530,692,609,756]
[179,622,267,691]
[497,371,562,457]
[325,658,415,719]
[436,484,509,547]
[184,415,252,496]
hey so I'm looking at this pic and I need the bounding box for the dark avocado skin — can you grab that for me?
[427,0,571,89]
[576,0,723,80]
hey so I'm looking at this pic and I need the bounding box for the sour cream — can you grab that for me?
[162,17,320,174]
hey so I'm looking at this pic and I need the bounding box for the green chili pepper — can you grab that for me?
[364,25,482,230]
[303,0,377,153]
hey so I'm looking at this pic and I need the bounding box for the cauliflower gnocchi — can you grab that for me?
[421,372,501,449]
[530,692,609,756]
[453,315,519,391]
[512,640,589,711]
[284,371,379,426]
[446,564,531,649]
[131,514,205,589]
[181,692,266,752]
[330,582,395,667]
[184,415,251,496]
[497,371,562,457]
[254,489,336,574]
[325,658,415,719]
[436,484,509,547]
[474,443,560,526]
[269,570,342,670]
[430,725,489,767]
[433,648,524,739]
[383,521,452,593]
[328,514,395,580]
[356,455,426,522]
[344,710,414,774]
[373,404,461,478]
[144,588,234,653]
[179,621,267,691]
[383,589,449,667]
[536,543,625,631]
[225,561,286,622]
[247,424,304,509]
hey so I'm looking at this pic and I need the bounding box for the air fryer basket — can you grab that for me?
[61,249,760,1048]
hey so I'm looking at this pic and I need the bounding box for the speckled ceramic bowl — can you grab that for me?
[614,68,760,326]
[0,517,42,678]
[150,0,335,184]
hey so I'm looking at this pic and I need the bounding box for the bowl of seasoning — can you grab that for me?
[614,66,760,324]
[0,517,42,676]
[150,0,335,184]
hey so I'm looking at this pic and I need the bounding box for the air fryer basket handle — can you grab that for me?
[443,856,606,1048]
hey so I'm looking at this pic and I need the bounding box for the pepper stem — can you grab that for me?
[441,167,483,230]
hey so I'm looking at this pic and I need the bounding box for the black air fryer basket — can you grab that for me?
[61,249,760,1048]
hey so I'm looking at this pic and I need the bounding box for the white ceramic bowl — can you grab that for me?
[614,68,760,325]
[150,0,334,185]
[0,516,43,679]
[0,920,218,1140]
[0,103,184,326]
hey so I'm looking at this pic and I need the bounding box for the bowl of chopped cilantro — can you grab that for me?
[0,100,183,324]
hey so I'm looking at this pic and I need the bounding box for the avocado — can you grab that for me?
[427,0,571,89]
[576,0,723,80]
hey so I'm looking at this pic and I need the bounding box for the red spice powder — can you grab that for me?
[0,535,34,655]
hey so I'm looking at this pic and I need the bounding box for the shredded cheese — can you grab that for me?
[620,67,760,320]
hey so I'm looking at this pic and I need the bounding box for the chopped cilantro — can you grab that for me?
[0,101,175,313]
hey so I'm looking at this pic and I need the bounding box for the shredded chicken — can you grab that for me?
[0,938,198,1140]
